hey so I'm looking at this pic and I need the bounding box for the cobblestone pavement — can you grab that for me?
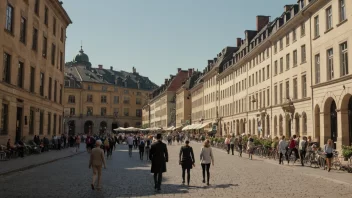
[0,144,85,175]
[0,142,352,198]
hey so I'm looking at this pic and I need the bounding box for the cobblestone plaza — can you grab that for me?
[1,143,352,198]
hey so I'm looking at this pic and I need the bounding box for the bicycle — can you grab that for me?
[331,151,342,170]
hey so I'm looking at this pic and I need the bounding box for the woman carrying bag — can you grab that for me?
[179,140,195,186]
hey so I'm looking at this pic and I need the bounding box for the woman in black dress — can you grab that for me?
[179,140,195,185]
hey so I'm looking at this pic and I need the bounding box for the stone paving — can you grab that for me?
[0,142,352,198]
[0,144,85,175]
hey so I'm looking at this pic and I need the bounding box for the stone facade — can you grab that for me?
[185,0,352,149]
[0,0,71,144]
[148,68,191,129]
[64,49,157,135]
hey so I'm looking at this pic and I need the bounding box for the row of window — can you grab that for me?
[314,1,347,39]
[69,107,142,117]
[5,2,65,70]
[0,104,60,136]
[2,53,62,103]
[67,95,142,105]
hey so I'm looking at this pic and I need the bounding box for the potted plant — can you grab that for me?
[342,145,352,161]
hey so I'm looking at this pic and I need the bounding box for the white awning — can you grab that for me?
[113,127,126,131]
[182,125,190,131]
[196,122,211,129]
[166,126,175,131]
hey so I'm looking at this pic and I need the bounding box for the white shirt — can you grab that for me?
[299,140,307,150]
[126,136,133,145]
[278,140,287,154]
[200,147,214,164]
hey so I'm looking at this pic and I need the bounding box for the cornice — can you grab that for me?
[50,0,72,26]
[312,74,352,89]
[217,0,322,78]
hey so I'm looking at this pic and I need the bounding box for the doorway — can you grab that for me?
[16,107,23,142]
[330,100,337,149]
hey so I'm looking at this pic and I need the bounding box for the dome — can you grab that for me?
[74,47,89,63]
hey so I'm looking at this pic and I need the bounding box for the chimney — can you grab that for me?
[236,38,242,47]
[177,68,181,72]
[132,67,136,73]
[208,60,213,65]
[98,64,103,69]
[284,5,293,12]
[188,68,193,77]
[256,15,270,31]
[164,78,168,85]
[110,66,113,71]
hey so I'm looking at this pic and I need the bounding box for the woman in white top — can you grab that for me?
[324,139,334,172]
[278,136,288,165]
[200,139,214,186]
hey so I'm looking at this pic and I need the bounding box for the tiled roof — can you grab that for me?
[64,65,158,91]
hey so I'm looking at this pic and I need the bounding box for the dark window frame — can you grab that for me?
[5,4,14,33]
[40,72,44,96]
[32,28,38,51]
[20,17,27,44]
[3,53,11,83]
[17,61,24,88]
[30,67,35,93]
[1,103,9,135]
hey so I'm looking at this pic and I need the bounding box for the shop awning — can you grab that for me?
[195,122,211,129]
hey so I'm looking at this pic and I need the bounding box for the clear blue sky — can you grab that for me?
[62,0,294,85]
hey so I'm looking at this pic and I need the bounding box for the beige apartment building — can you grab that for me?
[175,70,201,129]
[142,105,150,128]
[0,0,71,144]
[149,68,190,129]
[213,0,352,149]
[190,79,203,124]
[64,49,157,134]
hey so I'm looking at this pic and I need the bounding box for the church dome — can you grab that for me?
[74,47,89,63]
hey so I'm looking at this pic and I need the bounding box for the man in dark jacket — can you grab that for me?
[149,134,168,191]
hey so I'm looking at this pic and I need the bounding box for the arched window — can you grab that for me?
[302,112,307,135]
[295,113,300,135]
[279,115,283,136]
[274,116,277,136]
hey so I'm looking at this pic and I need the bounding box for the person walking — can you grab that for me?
[179,140,195,186]
[247,137,255,160]
[149,134,168,192]
[299,136,307,166]
[89,140,106,191]
[145,136,152,161]
[324,139,334,172]
[238,136,243,157]
[75,135,81,152]
[126,134,134,157]
[224,135,231,154]
[278,136,288,165]
[230,135,236,155]
[200,139,214,186]
[139,139,145,160]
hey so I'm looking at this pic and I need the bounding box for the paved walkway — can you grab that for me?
[0,144,85,175]
[0,142,352,198]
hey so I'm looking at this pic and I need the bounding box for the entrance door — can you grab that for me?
[331,101,337,149]
[16,107,23,142]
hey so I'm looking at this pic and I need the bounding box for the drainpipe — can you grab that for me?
[269,40,273,137]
